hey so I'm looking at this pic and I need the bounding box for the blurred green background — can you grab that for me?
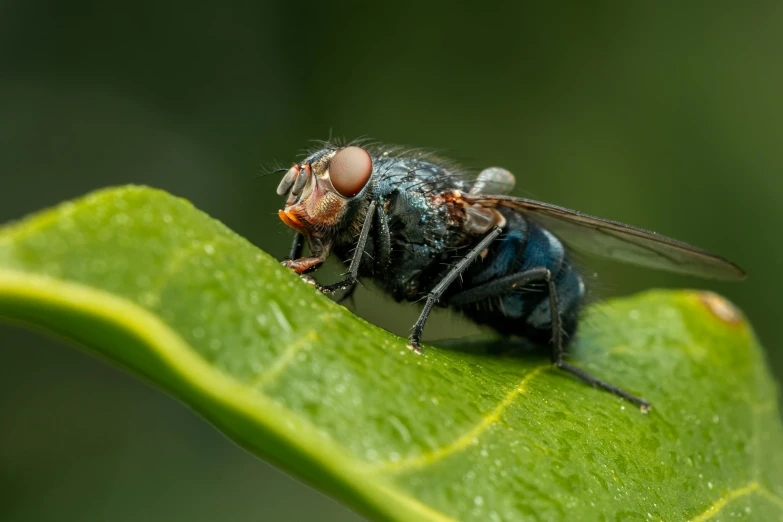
[1,2,781,521]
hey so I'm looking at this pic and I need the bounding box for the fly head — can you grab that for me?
[277,145,374,263]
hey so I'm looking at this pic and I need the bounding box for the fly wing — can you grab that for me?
[461,193,746,281]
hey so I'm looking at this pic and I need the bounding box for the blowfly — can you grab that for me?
[275,141,746,411]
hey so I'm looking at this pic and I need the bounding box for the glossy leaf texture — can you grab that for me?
[0,186,781,522]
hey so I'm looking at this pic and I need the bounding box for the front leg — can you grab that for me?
[288,232,304,261]
[284,232,352,298]
[282,233,324,274]
[408,227,502,354]
[336,200,392,305]
[282,256,324,274]
[335,281,358,305]
[282,230,327,278]
[317,200,377,294]
[283,201,377,295]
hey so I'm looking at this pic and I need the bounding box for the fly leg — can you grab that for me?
[454,272,651,409]
[408,227,503,354]
[448,268,651,411]
[316,200,377,294]
[282,232,325,279]
[335,283,358,304]
[288,233,305,261]
[448,269,550,307]
[338,201,393,305]
[288,230,356,303]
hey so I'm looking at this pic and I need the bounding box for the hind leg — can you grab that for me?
[449,269,651,411]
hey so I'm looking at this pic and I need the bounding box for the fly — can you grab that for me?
[275,141,746,412]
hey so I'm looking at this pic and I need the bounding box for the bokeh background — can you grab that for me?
[1,2,781,521]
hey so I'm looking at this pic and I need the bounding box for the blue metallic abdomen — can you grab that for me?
[451,208,586,343]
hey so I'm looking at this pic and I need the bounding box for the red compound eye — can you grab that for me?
[328,146,372,198]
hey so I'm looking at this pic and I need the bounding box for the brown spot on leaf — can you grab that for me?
[697,292,744,326]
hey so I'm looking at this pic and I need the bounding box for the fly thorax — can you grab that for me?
[463,204,505,234]
[437,190,506,235]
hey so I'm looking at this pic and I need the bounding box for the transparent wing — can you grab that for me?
[461,193,746,281]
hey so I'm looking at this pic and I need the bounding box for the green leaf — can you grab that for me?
[1,186,782,522]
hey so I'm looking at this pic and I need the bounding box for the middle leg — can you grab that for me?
[408,227,502,353]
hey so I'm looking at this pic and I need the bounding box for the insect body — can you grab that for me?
[276,142,746,411]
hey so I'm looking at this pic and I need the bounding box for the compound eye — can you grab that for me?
[328,146,372,198]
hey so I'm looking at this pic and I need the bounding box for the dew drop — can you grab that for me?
[139,292,159,308]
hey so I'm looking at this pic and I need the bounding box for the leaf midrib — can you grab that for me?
[0,268,458,522]
[1,184,781,521]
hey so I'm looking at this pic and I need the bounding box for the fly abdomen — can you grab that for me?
[454,210,585,344]
[523,258,585,344]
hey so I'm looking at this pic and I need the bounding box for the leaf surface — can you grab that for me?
[1,186,781,521]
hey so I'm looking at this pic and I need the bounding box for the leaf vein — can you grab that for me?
[371,364,550,473]
[144,235,231,304]
[688,481,760,522]
[688,482,783,521]
[253,330,320,388]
